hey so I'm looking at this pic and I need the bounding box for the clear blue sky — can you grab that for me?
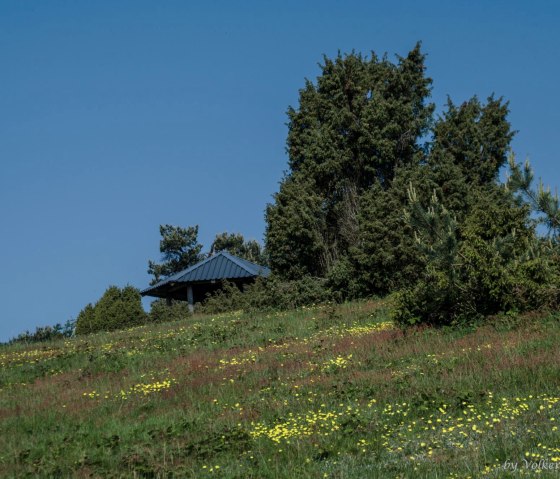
[1,1,558,341]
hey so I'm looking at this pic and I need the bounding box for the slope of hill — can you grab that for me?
[1,301,560,478]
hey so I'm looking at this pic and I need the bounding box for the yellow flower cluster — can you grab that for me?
[316,320,394,342]
[249,391,560,470]
[0,347,62,367]
[344,321,394,336]
[322,354,353,372]
[218,351,258,368]
[83,375,176,401]
[250,409,340,443]
[119,378,175,399]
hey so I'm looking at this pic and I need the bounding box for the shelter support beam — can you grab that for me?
[187,285,194,313]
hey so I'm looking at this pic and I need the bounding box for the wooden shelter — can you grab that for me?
[140,251,270,312]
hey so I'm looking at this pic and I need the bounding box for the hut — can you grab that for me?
[140,251,270,312]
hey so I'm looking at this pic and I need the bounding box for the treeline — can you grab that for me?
[264,43,559,325]
[7,320,75,345]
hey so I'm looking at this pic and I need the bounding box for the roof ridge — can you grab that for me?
[142,252,224,293]
[219,251,258,273]
[179,252,221,276]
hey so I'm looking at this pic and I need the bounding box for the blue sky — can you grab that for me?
[1,1,558,341]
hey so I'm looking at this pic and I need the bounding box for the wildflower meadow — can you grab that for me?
[1,300,560,477]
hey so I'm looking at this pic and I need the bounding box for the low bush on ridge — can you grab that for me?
[75,285,147,335]
[197,275,332,314]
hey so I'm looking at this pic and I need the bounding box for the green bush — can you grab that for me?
[8,320,75,344]
[148,298,191,323]
[75,286,147,335]
[198,276,332,314]
[393,189,560,326]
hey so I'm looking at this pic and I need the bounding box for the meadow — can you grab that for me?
[1,300,560,478]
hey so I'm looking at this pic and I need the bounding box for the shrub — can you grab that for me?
[8,320,75,344]
[75,285,147,335]
[197,276,332,314]
[148,298,191,323]
[393,188,560,326]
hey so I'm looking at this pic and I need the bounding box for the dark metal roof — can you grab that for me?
[141,251,270,296]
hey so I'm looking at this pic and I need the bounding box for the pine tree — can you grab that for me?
[210,232,266,264]
[393,184,555,326]
[147,225,203,284]
[506,153,560,240]
[405,184,460,281]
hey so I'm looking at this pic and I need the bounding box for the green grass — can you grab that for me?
[1,301,560,478]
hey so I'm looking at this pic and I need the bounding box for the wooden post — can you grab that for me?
[187,285,194,313]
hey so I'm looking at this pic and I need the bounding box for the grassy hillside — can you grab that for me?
[1,300,560,478]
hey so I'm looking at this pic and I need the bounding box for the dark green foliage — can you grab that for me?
[8,320,75,344]
[348,157,473,296]
[350,94,514,298]
[265,176,328,278]
[198,276,331,314]
[393,188,559,326]
[430,96,515,185]
[286,43,433,190]
[148,298,190,323]
[75,286,147,335]
[147,224,203,284]
[349,169,424,296]
[265,44,521,308]
[76,303,95,332]
[325,256,362,301]
[266,43,434,281]
[209,232,267,264]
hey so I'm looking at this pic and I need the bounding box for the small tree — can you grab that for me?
[75,286,147,335]
[75,303,96,335]
[393,185,557,326]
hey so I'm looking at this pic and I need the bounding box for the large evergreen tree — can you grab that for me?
[266,44,519,299]
[266,43,434,279]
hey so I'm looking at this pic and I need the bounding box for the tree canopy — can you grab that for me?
[210,232,267,264]
[265,43,521,306]
[266,43,435,281]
